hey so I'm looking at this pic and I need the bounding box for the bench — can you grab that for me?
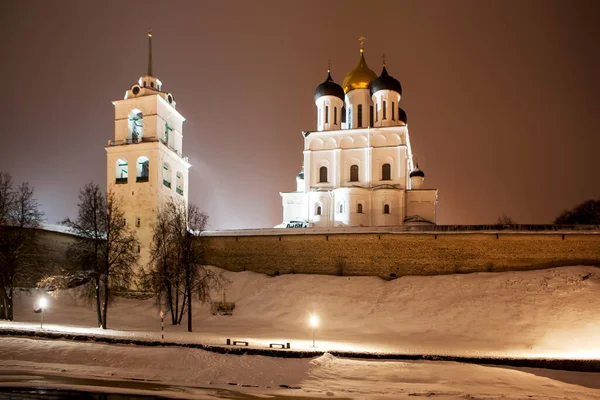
[269,343,290,349]
[226,339,248,346]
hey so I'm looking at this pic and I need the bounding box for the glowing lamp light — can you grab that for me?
[310,315,319,328]
[38,297,48,329]
[38,298,48,309]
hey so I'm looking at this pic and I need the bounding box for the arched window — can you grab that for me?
[350,164,359,182]
[319,166,328,183]
[334,107,337,125]
[357,203,363,214]
[316,205,322,216]
[382,163,391,181]
[341,106,346,123]
[348,107,352,127]
[339,203,343,213]
[136,156,149,182]
[116,159,128,184]
[384,204,390,214]
[358,104,363,127]
[162,163,171,188]
[383,100,387,120]
[370,105,374,126]
[375,103,378,122]
[176,172,183,195]
[392,102,395,120]
[128,109,143,141]
[325,105,329,123]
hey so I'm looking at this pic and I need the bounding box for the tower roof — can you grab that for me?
[342,49,377,93]
[314,70,344,102]
[370,65,402,95]
[410,164,425,178]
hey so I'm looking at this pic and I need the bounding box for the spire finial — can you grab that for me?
[328,59,331,73]
[358,36,365,53]
[382,53,386,67]
[147,30,153,76]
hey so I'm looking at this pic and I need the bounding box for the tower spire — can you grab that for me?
[147,31,153,76]
[358,36,365,53]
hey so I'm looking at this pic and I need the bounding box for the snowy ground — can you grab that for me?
[1,266,600,398]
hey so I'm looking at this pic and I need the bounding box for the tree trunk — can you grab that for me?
[95,276,102,328]
[0,291,7,320]
[187,281,192,332]
[102,274,109,329]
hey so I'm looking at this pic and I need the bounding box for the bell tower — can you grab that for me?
[106,32,191,270]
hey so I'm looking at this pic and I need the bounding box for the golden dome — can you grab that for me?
[342,50,377,93]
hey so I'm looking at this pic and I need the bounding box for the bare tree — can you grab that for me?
[496,214,516,225]
[62,182,138,329]
[0,175,44,320]
[145,197,225,332]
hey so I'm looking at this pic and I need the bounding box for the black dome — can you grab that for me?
[314,71,344,102]
[410,167,425,178]
[369,66,402,95]
[398,107,407,124]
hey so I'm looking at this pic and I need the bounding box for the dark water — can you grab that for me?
[0,387,171,399]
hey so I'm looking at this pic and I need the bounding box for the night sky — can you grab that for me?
[1,1,598,229]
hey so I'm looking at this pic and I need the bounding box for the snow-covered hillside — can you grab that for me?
[5,266,600,359]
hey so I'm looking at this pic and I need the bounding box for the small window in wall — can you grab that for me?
[341,106,346,123]
[339,203,343,214]
[392,102,395,120]
[163,163,171,188]
[357,203,363,214]
[358,104,363,127]
[316,205,322,216]
[350,164,359,182]
[176,172,183,195]
[116,159,128,184]
[370,105,374,126]
[384,204,390,214]
[375,103,378,122]
[319,166,328,183]
[382,163,391,181]
[383,100,387,120]
[325,105,329,123]
[136,218,141,227]
[334,107,337,125]
[348,107,352,127]
[150,81,155,88]
[136,156,149,182]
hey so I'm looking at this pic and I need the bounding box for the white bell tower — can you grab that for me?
[106,32,191,270]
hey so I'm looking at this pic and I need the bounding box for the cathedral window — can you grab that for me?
[357,104,363,127]
[375,103,378,122]
[384,204,390,214]
[392,102,395,120]
[339,203,343,213]
[128,109,144,142]
[150,81,155,88]
[176,172,183,195]
[325,106,329,123]
[319,166,328,183]
[341,106,346,123]
[348,107,352,127]
[116,159,128,184]
[370,105,374,126]
[357,203,363,214]
[383,101,387,120]
[316,205,322,216]
[136,156,149,182]
[382,163,391,181]
[163,163,171,188]
[334,107,337,125]
[350,164,359,182]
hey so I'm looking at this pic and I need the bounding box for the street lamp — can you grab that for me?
[38,297,48,329]
[310,314,319,347]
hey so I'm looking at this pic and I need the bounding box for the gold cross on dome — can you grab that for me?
[358,36,366,51]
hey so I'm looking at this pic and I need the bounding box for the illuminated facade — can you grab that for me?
[280,44,437,228]
[105,33,190,267]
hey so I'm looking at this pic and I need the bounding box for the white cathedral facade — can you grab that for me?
[280,45,437,228]
[105,33,190,266]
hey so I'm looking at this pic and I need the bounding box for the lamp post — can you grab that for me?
[310,314,319,347]
[38,297,48,329]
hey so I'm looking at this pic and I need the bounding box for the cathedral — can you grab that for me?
[105,33,190,266]
[279,43,438,228]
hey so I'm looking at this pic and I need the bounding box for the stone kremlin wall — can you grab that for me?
[201,226,600,279]
[25,225,600,285]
